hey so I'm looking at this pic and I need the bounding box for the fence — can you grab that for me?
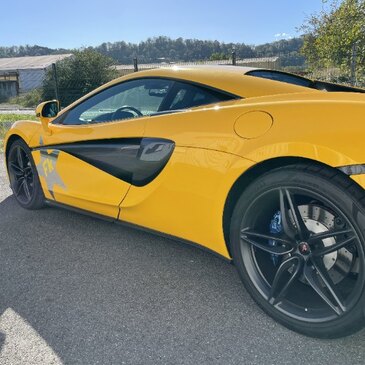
[1,51,364,108]
[114,55,281,75]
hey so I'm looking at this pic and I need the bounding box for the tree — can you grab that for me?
[209,52,229,61]
[42,49,118,106]
[300,0,365,83]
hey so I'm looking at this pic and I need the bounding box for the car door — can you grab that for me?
[119,80,243,256]
[31,78,173,218]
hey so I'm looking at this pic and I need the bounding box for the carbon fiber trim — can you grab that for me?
[34,138,175,186]
[338,164,365,176]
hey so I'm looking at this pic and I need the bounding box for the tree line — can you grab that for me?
[0,36,305,65]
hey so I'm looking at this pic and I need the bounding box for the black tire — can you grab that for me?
[7,139,44,210]
[230,163,365,338]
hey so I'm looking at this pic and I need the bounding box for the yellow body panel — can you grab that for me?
[32,149,130,218]
[4,66,365,259]
[4,120,41,151]
[120,147,254,257]
[143,91,365,167]
[29,116,146,147]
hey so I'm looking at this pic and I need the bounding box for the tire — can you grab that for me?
[230,163,365,338]
[7,139,44,210]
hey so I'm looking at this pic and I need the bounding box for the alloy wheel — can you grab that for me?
[240,187,365,322]
[8,144,35,205]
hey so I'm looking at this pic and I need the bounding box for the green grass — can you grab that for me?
[0,114,37,151]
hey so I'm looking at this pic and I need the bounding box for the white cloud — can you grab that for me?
[274,32,293,39]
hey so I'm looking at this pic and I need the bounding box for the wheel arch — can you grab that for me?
[222,156,352,257]
[4,120,41,161]
[5,134,23,166]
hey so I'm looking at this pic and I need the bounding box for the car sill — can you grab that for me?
[45,199,233,264]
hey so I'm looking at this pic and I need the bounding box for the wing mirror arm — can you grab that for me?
[35,100,60,135]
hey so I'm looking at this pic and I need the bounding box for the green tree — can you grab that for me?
[300,0,365,83]
[42,49,118,107]
[209,52,229,61]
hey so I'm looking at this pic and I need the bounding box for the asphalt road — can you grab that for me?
[0,154,365,365]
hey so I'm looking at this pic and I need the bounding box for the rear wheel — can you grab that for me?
[230,164,365,338]
[7,139,44,209]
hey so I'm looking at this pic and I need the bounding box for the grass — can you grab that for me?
[0,114,37,151]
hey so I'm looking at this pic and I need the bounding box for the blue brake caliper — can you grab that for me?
[269,211,282,266]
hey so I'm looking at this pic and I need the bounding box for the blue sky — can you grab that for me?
[1,0,325,48]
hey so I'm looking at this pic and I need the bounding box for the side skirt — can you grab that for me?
[45,200,233,264]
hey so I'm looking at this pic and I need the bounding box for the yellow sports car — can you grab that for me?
[4,66,365,338]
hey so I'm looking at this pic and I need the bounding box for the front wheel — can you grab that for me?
[7,139,44,209]
[230,164,365,338]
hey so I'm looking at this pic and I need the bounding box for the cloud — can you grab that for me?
[274,32,293,39]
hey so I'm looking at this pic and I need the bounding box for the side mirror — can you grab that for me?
[36,100,59,133]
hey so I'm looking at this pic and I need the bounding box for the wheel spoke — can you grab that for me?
[312,235,356,257]
[309,228,353,242]
[241,229,292,244]
[304,260,344,316]
[16,147,24,169]
[283,189,309,240]
[23,181,31,201]
[269,256,303,305]
[311,257,346,312]
[9,162,23,176]
[241,229,294,255]
[279,189,302,240]
[15,179,25,196]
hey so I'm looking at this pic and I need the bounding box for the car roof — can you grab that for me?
[115,65,317,99]
[61,65,319,115]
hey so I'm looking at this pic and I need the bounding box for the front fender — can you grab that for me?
[4,120,41,155]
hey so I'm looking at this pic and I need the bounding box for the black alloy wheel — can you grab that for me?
[7,139,44,209]
[230,164,365,338]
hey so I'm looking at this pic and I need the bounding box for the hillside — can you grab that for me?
[0,36,305,66]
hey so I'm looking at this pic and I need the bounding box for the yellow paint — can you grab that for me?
[349,174,365,190]
[4,66,365,259]
[120,147,254,257]
[32,149,130,218]
[234,111,273,139]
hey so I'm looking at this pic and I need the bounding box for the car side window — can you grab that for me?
[58,78,173,125]
[246,70,313,88]
[165,81,234,111]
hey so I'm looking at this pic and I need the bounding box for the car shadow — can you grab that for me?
[0,196,364,364]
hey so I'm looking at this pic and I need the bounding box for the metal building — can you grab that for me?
[0,54,73,99]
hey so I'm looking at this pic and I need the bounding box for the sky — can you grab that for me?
[1,0,326,48]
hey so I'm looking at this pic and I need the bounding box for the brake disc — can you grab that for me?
[298,204,353,284]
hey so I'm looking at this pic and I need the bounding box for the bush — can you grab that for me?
[8,88,43,108]
[42,49,119,107]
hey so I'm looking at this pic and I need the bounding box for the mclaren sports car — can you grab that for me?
[5,66,365,338]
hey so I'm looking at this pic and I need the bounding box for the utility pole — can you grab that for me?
[51,63,60,101]
[351,42,357,86]
[232,48,236,66]
[133,58,138,72]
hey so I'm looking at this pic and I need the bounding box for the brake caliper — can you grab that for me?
[269,211,282,266]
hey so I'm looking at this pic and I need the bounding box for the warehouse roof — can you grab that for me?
[0,54,73,71]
